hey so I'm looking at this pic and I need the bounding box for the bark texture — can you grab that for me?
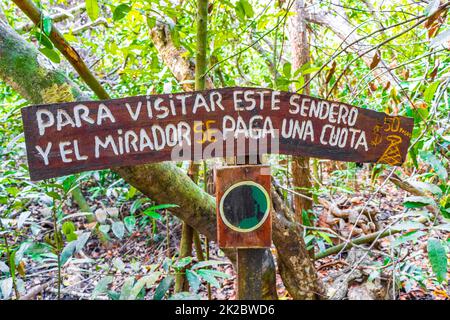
[288,0,313,222]
[0,19,83,104]
[272,189,324,299]
[150,23,214,91]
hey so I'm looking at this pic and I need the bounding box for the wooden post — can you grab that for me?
[236,158,263,300]
[236,156,264,300]
[216,155,270,300]
[237,248,265,300]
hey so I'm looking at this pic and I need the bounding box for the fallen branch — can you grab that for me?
[47,287,108,300]
[314,213,429,260]
[19,279,54,300]
[388,173,440,215]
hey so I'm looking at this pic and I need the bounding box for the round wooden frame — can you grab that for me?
[219,180,271,233]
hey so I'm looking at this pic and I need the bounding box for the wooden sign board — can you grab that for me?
[21,87,414,180]
[215,165,271,248]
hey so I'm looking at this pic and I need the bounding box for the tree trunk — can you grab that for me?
[175,0,209,292]
[272,189,324,299]
[0,15,318,300]
[288,0,313,224]
[174,222,194,292]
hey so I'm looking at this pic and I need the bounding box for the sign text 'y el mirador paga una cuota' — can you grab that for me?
[21,87,414,181]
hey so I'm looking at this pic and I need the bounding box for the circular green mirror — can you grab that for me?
[219,181,270,233]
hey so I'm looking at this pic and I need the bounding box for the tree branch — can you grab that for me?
[12,0,110,100]
[17,3,86,32]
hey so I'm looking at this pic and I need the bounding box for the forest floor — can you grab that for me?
[7,168,450,300]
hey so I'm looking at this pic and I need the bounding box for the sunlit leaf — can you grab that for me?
[92,276,113,299]
[42,16,52,36]
[427,238,447,283]
[113,4,131,22]
[186,269,201,292]
[153,275,174,300]
[112,221,125,239]
[124,216,136,233]
[403,196,435,208]
[86,0,99,21]
[119,276,135,300]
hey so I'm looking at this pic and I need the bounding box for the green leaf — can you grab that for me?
[300,66,322,75]
[282,62,291,78]
[130,198,145,214]
[6,187,20,197]
[427,238,447,283]
[119,277,135,300]
[107,290,120,300]
[441,207,450,219]
[42,16,52,35]
[403,196,435,208]
[146,16,156,29]
[33,31,53,49]
[392,230,425,247]
[75,232,90,252]
[62,221,76,235]
[99,224,110,235]
[113,4,131,21]
[46,190,61,200]
[423,81,440,104]
[128,274,159,300]
[143,204,179,219]
[174,256,192,269]
[17,211,31,229]
[143,209,161,220]
[170,26,180,48]
[192,260,229,270]
[409,181,442,196]
[24,242,52,259]
[8,251,16,280]
[124,216,136,233]
[60,241,77,265]
[240,0,254,18]
[420,151,448,181]
[66,232,78,242]
[317,231,335,245]
[62,175,77,193]
[112,258,125,272]
[39,48,61,64]
[196,269,226,288]
[112,221,125,239]
[153,275,174,300]
[86,0,99,21]
[391,221,425,231]
[92,276,113,299]
[301,209,312,227]
[186,270,201,292]
[303,234,315,247]
[126,186,137,200]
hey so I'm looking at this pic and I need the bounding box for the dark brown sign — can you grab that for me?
[215,165,272,248]
[21,87,414,180]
